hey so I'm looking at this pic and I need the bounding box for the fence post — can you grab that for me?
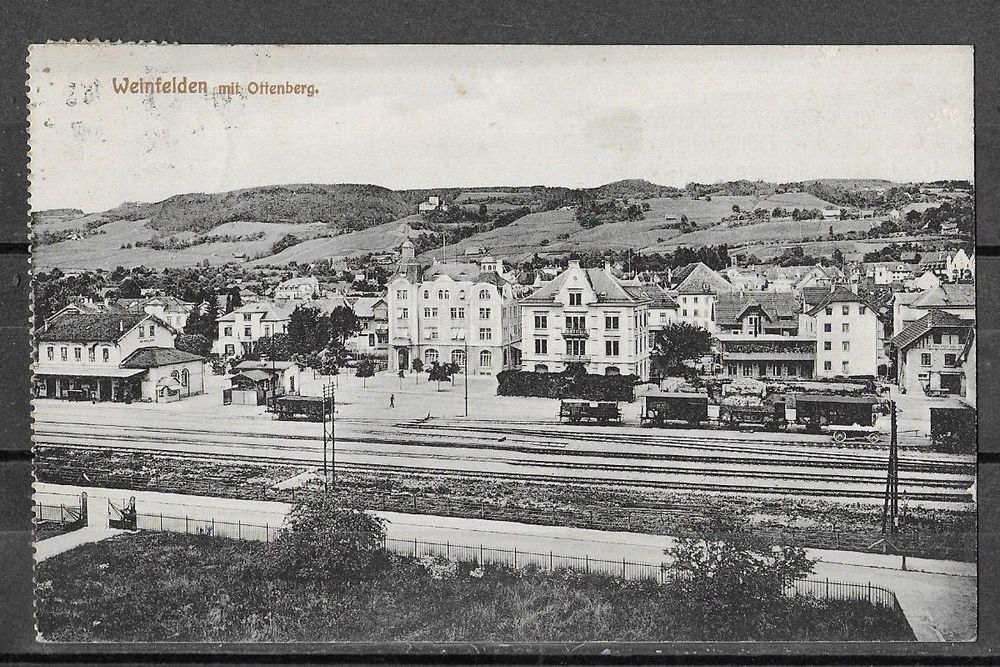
[160,513,163,531]
[513,547,517,568]
[825,577,829,598]
[480,544,484,564]
[238,520,241,540]
[623,557,627,579]
[586,554,589,573]
[211,517,215,535]
[185,516,189,534]
[550,551,553,572]
[266,524,270,544]
[446,541,450,559]
[414,537,418,557]
[60,506,64,524]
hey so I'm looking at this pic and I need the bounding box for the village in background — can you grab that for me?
[31,177,978,642]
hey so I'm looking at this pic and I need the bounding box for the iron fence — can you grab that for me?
[129,513,901,612]
[34,502,84,526]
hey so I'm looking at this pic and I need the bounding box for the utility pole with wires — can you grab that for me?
[321,382,336,493]
[464,335,469,417]
[870,400,904,568]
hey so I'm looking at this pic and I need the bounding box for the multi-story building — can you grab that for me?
[213,302,291,359]
[34,310,204,402]
[800,287,880,378]
[388,242,521,375]
[348,297,389,358]
[714,291,815,379]
[274,276,321,301]
[919,249,975,283]
[519,260,652,379]
[670,262,732,333]
[892,309,974,396]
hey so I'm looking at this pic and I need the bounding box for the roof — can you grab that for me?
[801,286,835,308]
[120,346,205,368]
[793,394,878,405]
[673,263,732,295]
[32,364,145,378]
[891,309,972,350]
[217,302,291,322]
[521,265,648,305]
[276,276,319,288]
[352,297,387,318]
[623,284,678,309]
[233,359,299,371]
[908,284,975,310]
[716,291,801,327]
[38,312,152,343]
[230,369,272,383]
[804,287,876,316]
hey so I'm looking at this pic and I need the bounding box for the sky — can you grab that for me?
[28,44,974,212]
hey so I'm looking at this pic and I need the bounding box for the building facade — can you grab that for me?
[800,287,880,378]
[519,260,652,379]
[213,302,291,359]
[349,297,389,358]
[388,244,522,375]
[714,291,814,379]
[892,310,973,396]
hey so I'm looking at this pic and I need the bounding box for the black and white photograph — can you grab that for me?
[27,43,976,644]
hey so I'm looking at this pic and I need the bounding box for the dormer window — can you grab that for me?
[568,291,582,306]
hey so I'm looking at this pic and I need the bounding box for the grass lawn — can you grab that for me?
[36,531,914,643]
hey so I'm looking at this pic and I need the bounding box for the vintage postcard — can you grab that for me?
[28,43,976,645]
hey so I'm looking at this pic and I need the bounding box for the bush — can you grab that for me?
[496,369,640,401]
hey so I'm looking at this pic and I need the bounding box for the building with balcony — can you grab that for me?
[348,296,389,358]
[388,241,521,375]
[714,291,813,378]
[519,260,652,379]
[213,302,292,359]
[892,309,974,396]
[669,262,733,333]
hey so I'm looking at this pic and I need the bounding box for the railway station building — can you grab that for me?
[713,291,815,379]
[892,309,974,397]
[388,241,523,375]
[34,310,206,402]
[519,260,653,379]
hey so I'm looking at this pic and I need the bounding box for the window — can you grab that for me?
[932,332,942,344]
[534,313,548,329]
[479,327,493,341]
[824,341,832,351]
[565,339,586,356]
[396,289,408,300]
[693,296,699,304]
[566,315,586,330]
[824,361,832,371]
[224,326,233,337]
[424,308,432,318]
[480,350,492,367]
[605,340,620,356]
[368,334,376,347]
[535,364,549,373]
[842,323,850,333]
[479,289,490,300]
[444,290,450,299]
[842,305,850,316]
[264,326,271,337]
[46,347,53,361]
[605,315,620,330]
[859,306,867,315]
[823,323,832,333]
[568,291,582,306]
[920,353,932,366]
[842,341,850,352]
[181,369,189,387]
[825,307,833,316]
[426,328,438,340]
[243,313,252,322]
[693,309,700,318]
[424,348,439,363]
[451,307,465,319]
[102,348,110,362]
[171,370,180,382]
[451,349,466,367]
[423,290,429,299]
[88,348,96,362]
[244,326,252,338]
[682,309,688,317]
[842,361,850,374]
[149,325,155,337]
[398,308,408,319]
[944,353,957,367]
[479,308,491,319]
[60,347,67,361]
[225,344,235,355]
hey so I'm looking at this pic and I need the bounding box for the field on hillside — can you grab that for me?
[649,216,881,252]
[248,217,422,266]
[33,218,329,270]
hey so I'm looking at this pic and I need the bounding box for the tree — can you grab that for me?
[254,333,292,361]
[117,277,142,299]
[667,525,815,640]
[287,305,331,357]
[355,358,376,387]
[227,286,243,312]
[427,361,453,390]
[651,323,713,378]
[831,248,845,266]
[478,203,488,218]
[329,305,361,348]
[174,333,211,358]
[731,204,741,214]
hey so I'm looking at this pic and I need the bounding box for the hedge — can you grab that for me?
[496,369,640,402]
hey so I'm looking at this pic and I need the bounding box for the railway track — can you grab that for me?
[33,420,973,476]
[35,441,973,504]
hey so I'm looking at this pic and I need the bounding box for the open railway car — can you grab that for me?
[717,399,786,429]
[640,392,709,426]
[273,395,326,422]
[559,399,622,424]
[789,394,879,431]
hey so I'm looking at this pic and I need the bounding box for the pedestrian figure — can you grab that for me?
[390,393,395,408]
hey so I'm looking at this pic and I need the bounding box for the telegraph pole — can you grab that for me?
[464,336,469,417]
[872,400,901,566]
[321,383,329,494]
